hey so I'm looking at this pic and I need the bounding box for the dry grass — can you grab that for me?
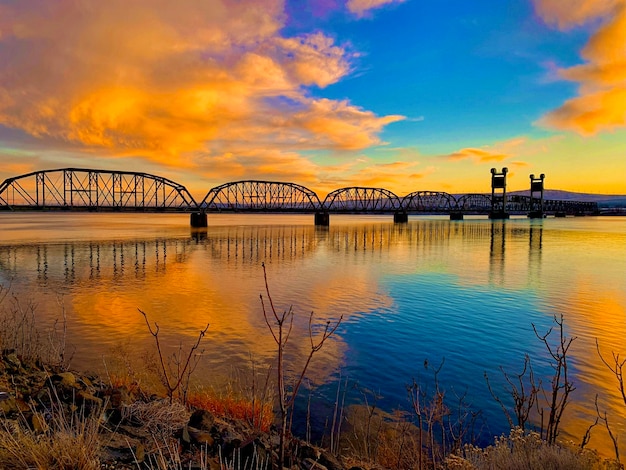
[102,340,164,396]
[342,405,429,469]
[187,388,274,433]
[374,415,426,469]
[122,398,190,439]
[445,428,622,470]
[141,442,270,470]
[0,402,101,469]
[0,285,72,368]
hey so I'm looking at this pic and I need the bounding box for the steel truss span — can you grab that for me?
[201,180,322,212]
[0,168,599,216]
[0,168,197,211]
[455,194,493,213]
[323,187,402,212]
[403,191,457,213]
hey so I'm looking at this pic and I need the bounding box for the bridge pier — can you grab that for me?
[489,211,510,220]
[393,211,408,223]
[190,212,208,228]
[314,211,329,226]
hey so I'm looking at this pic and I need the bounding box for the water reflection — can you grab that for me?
[0,240,186,286]
[0,214,624,457]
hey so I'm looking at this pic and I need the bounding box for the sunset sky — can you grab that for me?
[0,0,624,199]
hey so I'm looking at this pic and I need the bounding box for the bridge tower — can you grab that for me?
[489,167,510,219]
[528,173,545,219]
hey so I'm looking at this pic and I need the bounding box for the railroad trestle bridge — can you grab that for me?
[0,168,599,226]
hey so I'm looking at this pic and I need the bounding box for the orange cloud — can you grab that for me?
[295,99,404,150]
[347,0,406,17]
[0,159,37,178]
[534,0,626,134]
[533,0,620,28]
[441,137,531,167]
[0,0,402,167]
[347,160,429,194]
[445,148,508,163]
[198,149,322,185]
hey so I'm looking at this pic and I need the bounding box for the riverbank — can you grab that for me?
[0,350,345,469]
[0,349,622,470]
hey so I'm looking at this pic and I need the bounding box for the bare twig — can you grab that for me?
[532,314,576,444]
[139,309,209,404]
[260,262,342,469]
[596,338,626,406]
[485,354,539,431]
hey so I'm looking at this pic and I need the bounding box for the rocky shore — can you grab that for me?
[1,350,621,470]
[0,351,352,470]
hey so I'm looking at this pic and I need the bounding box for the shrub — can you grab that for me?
[446,428,620,470]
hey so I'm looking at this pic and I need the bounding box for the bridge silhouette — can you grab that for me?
[0,168,598,225]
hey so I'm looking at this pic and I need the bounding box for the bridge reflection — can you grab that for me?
[0,238,193,286]
[0,220,549,284]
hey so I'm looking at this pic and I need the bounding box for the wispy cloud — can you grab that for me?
[440,137,531,166]
[345,160,428,194]
[534,0,626,134]
[0,0,403,170]
[444,148,508,163]
[346,0,406,18]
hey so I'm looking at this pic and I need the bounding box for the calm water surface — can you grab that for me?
[0,213,624,454]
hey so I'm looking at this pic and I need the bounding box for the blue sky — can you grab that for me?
[0,0,624,197]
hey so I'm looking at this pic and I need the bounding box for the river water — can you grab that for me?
[0,212,624,455]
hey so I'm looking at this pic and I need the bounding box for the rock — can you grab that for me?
[222,437,243,460]
[78,375,93,388]
[116,424,152,441]
[0,394,29,415]
[105,386,132,408]
[134,443,145,463]
[299,443,322,461]
[30,412,49,433]
[51,371,77,388]
[4,353,22,371]
[302,458,328,470]
[203,458,222,470]
[101,431,145,465]
[318,450,343,470]
[239,438,268,468]
[77,390,103,410]
[188,408,215,430]
[185,425,215,446]
[0,395,19,415]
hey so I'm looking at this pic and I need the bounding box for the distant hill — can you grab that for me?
[508,190,626,208]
